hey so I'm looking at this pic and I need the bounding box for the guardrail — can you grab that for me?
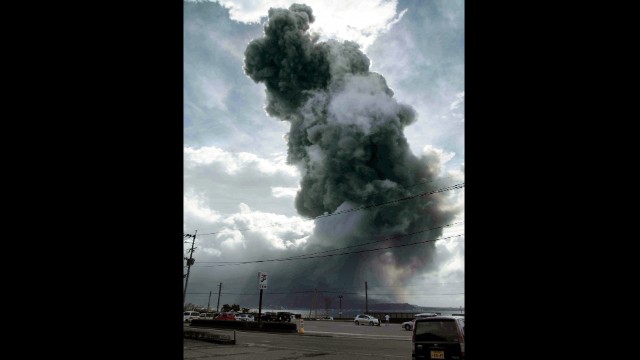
[189,319,297,333]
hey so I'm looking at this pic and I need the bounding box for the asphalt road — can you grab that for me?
[184,320,413,359]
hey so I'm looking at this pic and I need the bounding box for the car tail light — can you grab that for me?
[412,322,416,342]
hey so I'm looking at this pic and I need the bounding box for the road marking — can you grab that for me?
[303,330,410,340]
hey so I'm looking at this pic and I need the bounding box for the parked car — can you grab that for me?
[354,314,380,326]
[318,316,334,320]
[412,316,465,359]
[183,311,200,322]
[214,312,237,321]
[198,312,215,319]
[276,312,293,322]
[414,312,440,317]
[402,319,416,331]
[402,313,439,331]
[260,312,278,322]
[235,313,255,321]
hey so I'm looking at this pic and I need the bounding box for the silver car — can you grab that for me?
[354,314,380,326]
[235,313,255,321]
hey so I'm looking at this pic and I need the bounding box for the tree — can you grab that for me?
[221,303,241,312]
[242,307,250,313]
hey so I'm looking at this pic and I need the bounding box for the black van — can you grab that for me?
[412,316,465,360]
[276,312,292,322]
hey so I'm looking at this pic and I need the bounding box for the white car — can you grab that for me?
[183,311,200,322]
[401,319,416,331]
[401,313,439,330]
[198,312,215,319]
[354,314,380,326]
[235,313,255,321]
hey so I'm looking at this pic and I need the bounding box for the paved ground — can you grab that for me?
[184,320,412,359]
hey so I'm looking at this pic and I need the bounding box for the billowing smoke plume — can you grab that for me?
[243,4,461,306]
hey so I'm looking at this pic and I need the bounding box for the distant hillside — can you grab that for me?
[369,303,462,311]
[234,292,463,313]
[369,302,420,311]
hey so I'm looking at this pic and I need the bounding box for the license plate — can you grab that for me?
[430,350,444,359]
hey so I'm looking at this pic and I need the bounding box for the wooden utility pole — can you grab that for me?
[308,288,318,319]
[365,281,368,314]
[183,231,197,308]
[216,283,222,312]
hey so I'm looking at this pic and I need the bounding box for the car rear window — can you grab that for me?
[414,319,460,342]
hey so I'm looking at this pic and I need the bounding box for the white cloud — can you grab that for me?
[449,91,465,111]
[202,247,223,256]
[449,91,465,123]
[221,203,315,250]
[218,228,246,249]
[436,234,464,254]
[271,186,298,198]
[439,254,464,277]
[420,144,456,176]
[210,0,405,50]
[197,76,232,111]
[184,145,302,222]
[184,146,299,177]
[184,193,223,223]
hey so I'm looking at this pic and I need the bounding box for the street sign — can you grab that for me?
[258,272,268,289]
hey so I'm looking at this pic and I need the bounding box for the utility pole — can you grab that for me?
[183,230,197,308]
[216,283,222,312]
[365,281,368,314]
[207,290,212,314]
[338,295,343,318]
[308,288,318,319]
[258,288,264,326]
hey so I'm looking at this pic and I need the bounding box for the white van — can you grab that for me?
[183,311,200,322]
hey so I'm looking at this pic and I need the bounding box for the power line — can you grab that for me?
[195,182,464,237]
[195,233,464,267]
[186,290,315,295]
[284,220,464,260]
[395,174,463,189]
[315,282,464,289]
[313,183,464,220]
[196,220,464,263]
[187,282,464,290]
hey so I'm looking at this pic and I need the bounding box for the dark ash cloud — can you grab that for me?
[238,3,462,306]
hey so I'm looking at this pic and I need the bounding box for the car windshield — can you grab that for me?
[414,319,460,342]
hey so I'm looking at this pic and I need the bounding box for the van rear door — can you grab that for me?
[413,318,463,360]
